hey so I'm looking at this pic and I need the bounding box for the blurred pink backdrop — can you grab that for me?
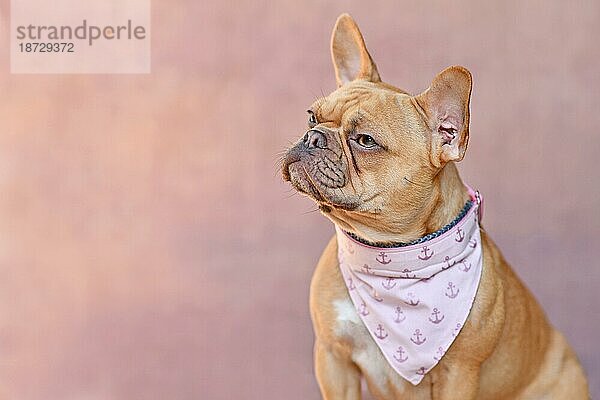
[0,1,598,399]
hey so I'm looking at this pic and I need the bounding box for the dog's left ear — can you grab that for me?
[330,14,381,87]
[414,66,472,167]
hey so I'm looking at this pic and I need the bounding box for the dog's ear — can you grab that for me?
[330,14,381,87]
[414,66,472,167]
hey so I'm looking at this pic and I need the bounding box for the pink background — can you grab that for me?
[0,1,598,398]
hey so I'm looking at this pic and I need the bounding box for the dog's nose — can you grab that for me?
[303,129,328,149]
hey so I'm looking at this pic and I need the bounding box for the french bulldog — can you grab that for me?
[281,13,589,400]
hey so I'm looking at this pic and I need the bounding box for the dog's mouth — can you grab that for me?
[281,137,364,212]
[281,143,325,201]
[283,161,364,214]
[283,161,326,202]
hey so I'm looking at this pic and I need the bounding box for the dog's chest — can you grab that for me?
[333,298,416,397]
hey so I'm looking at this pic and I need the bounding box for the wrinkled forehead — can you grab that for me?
[312,81,409,126]
[311,81,410,131]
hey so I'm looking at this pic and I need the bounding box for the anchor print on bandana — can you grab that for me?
[443,255,456,270]
[433,347,446,361]
[459,260,472,272]
[382,277,397,290]
[394,306,406,323]
[452,323,462,337]
[455,227,465,242]
[347,277,356,290]
[394,346,408,363]
[334,187,484,385]
[418,245,434,261]
[428,308,445,324]
[445,282,460,299]
[376,252,391,264]
[374,324,388,340]
[371,289,384,302]
[401,268,416,278]
[358,299,369,316]
[410,329,427,345]
[403,292,420,306]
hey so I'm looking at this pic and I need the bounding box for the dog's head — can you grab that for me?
[282,14,472,242]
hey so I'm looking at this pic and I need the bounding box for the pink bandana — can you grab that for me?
[335,189,483,385]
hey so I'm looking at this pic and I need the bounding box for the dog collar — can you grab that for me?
[344,200,474,248]
[335,187,483,385]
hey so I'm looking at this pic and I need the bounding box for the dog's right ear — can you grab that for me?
[330,14,381,87]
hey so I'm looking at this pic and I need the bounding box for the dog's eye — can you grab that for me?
[356,134,377,148]
[307,110,318,128]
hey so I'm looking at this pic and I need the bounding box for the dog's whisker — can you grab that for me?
[301,207,320,215]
